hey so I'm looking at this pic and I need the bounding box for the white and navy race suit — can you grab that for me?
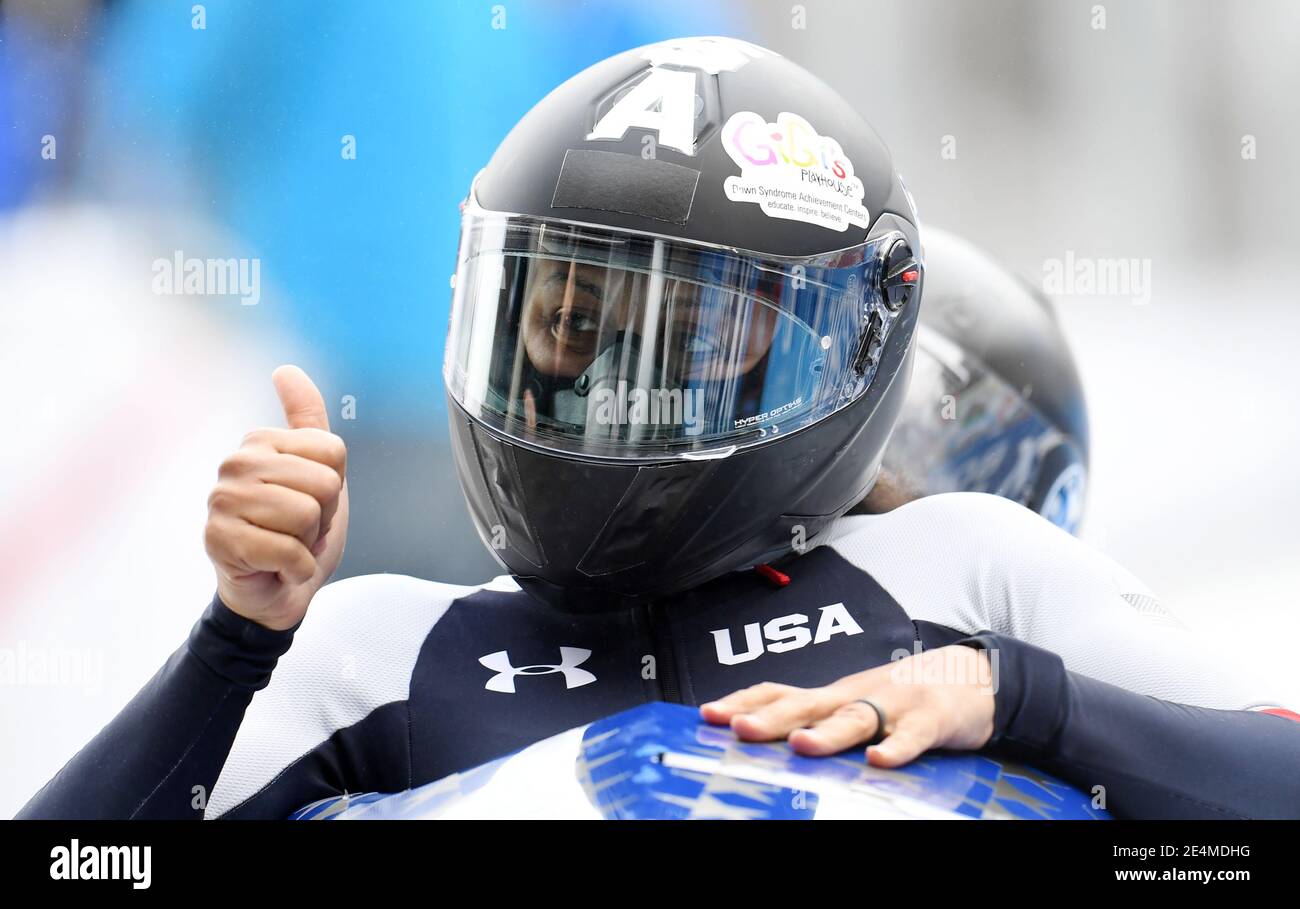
[19,493,1300,819]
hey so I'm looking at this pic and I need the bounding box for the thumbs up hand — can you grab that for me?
[204,366,350,630]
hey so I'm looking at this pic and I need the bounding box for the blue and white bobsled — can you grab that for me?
[290,702,1107,820]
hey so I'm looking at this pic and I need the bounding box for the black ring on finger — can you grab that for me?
[855,698,888,746]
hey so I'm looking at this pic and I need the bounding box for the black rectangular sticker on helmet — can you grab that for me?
[551,149,699,225]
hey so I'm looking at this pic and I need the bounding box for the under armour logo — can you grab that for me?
[478,647,597,694]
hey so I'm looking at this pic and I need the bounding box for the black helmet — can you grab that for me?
[882,227,1089,532]
[444,37,923,608]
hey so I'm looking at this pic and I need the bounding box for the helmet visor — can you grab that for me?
[445,207,902,459]
[885,326,1081,519]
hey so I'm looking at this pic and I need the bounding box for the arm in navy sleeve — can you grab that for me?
[15,595,296,820]
[958,632,1300,819]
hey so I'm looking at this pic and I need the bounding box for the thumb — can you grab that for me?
[272,365,331,431]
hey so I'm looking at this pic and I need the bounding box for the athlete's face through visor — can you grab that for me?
[519,258,780,382]
[445,203,906,460]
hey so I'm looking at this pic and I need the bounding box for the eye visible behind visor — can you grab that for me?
[444,205,905,460]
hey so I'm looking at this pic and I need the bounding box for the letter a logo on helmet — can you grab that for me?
[446,37,924,610]
[586,37,771,155]
[587,68,699,154]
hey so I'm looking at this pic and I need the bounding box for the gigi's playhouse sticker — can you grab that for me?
[721,111,869,231]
